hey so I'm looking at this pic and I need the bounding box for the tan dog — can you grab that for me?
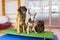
[15,6,27,33]
[27,13,37,34]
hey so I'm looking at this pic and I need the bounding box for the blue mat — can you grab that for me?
[0,34,58,40]
[0,34,43,40]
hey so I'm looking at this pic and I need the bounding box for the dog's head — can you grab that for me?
[18,6,27,14]
[29,13,36,21]
[37,21,44,26]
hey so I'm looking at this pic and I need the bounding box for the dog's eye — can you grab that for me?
[20,20,22,21]
[34,17,35,18]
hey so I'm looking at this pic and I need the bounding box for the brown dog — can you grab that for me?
[15,6,27,33]
[35,20,45,33]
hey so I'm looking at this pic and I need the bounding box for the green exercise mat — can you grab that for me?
[3,28,54,39]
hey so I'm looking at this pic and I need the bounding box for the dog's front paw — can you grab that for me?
[35,32,37,34]
[27,32,29,34]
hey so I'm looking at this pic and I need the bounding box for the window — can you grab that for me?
[51,0,60,27]
[26,0,60,27]
[27,0,49,26]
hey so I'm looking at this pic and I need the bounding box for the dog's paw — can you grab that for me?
[27,32,29,34]
[34,31,37,34]
[35,32,37,34]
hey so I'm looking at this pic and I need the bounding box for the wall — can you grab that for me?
[5,0,18,26]
[0,0,2,16]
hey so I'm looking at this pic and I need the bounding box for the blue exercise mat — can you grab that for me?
[0,34,58,40]
[0,34,43,40]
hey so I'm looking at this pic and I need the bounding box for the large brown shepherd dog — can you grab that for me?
[15,6,27,33]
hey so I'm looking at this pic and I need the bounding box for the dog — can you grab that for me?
[15,6,27,33]
[27,13,37,34]
[35,20,45,33]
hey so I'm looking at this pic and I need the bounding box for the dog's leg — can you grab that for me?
[23,22,26,33]
[16,14,21,34]
[27,26,30,34]
[23,25,26,33]
[17,22,20,34]
[14,21,18,30]
[33,26,37,33]
[14,14,20,30]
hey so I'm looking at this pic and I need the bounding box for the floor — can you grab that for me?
[51,29,60,40]
[45,28,60,40]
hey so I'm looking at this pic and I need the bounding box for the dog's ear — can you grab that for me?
[34,13,37,16]
[17,7,21,13]
[28,9,31,15]
[28,12,30,15]
[28,12,31,16]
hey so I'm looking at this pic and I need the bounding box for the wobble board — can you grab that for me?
[3,28,54,39]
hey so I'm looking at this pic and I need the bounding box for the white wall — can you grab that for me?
[0,0,2,16]
[5,1,18,26]
[20,0,26,6]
